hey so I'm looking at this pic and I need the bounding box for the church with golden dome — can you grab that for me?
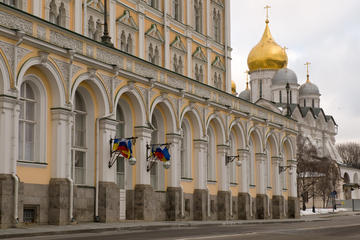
[237,13,350,209]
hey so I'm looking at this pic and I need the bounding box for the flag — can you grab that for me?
[152,146,171,162]
[113,139,132,159]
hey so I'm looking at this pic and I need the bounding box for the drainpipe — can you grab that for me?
[11,174,19,224]
[67,111,75,222]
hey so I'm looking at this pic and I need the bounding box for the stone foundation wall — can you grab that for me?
[208,194,218,220]
[154,191,167,221]
[183,193,193,220]
[73,186,95,222]
[0,174,15,228]
[22,183,49,224]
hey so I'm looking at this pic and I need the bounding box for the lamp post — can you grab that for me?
[101,0,113,47]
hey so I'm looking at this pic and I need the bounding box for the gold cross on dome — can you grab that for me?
[283,46,288,51]
[264,5,271,22]
[244,70,250,89]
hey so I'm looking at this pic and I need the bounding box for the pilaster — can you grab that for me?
[193,139,208,189]
[238,149,249,193]
[0,96,20,175]
[271,156,281,195]
[134,126,153,185]
[217,145,229,191]
[98,118,118,182]
[255,153,266,194]
[50,108,72,179]
[166,133,182,188]
[138,5,145,59]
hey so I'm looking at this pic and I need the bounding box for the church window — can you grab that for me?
[199,66,204,82]
[178,56,183,74]
[150,113,165,191]
[312,99,315,108]
[149,43,154,63]
[49,0,57,24]
[279,91,282,103]
[18,82,37,162]
[194,0,203,33]
[290,90,293,104]
[88,16,95,39]
[116,105,125,189]
[173,54,178,72]
[49,0,66,27]
[259,80,263,98]
[72,92,87,185]
[304,99,306,107]
[174,0,182,22]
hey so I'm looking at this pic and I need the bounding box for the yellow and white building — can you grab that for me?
[0,1,298,227]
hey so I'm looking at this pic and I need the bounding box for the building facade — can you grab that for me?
[0,1,298,227]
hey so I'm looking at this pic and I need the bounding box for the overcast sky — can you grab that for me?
[230,0,360,143]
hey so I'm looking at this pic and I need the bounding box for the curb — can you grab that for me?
[0,218,328,239]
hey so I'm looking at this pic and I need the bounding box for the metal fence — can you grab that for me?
[336,199,360,211]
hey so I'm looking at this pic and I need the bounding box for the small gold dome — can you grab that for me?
[231,80,237,94]
[247,20,288,72]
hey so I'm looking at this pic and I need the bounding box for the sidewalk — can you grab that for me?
[0,212,351,239]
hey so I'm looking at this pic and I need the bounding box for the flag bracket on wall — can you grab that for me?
[109,137,138,168]
[146,143,172,172]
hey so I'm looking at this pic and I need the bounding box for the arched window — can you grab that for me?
[312,99,315,108]
[19,82,37,162]
[174,0,182,22]
[126,34,133,54]
[181,120,191,179]
[229,134,237,183]
[290,90,292,104]
[304,99,306,107]
[150,112,165,191]
[150,0,159,9]
[279,91,282,103]
[259,80,263,98]
[178,56,183,74]
[121,31,126,51]
[173,54,178,72]
[72,91,87,185]
[207,128,216,181]
[194,0,202,33]
[154,46,160,65]
[116,105,125,189]
[199,66,204,82]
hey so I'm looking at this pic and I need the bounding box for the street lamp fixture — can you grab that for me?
[146,143,172,172]
[225,155,241,166]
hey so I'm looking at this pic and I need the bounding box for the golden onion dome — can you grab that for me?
[247,20,288,72]
[231,80,237,95]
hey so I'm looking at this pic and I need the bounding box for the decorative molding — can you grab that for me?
[170,35,186,53]
[192,46,207,62]
[211,56,225,71]
[117,10,138,30]
[145,24,164,42]
[0,10,33,35]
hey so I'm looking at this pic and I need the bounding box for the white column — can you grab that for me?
[187,38,192,78]
[74,0,82,34]
[271,156,281,196]
[288,159,297,197]
[134,126,152,185]
[109,0,116,45]
[32,0,41,18]
[166,133,182,188]
[98,118,117,182]
[193,139,207,189]
[256,153,266,194]
[164,26,170,69]
[138,6,145,59]
[51,108,73,179]
[0,96,19,174]
[238,149,249,193]
[217,145,228,191]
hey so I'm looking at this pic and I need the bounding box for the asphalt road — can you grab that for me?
[9,215,360,240]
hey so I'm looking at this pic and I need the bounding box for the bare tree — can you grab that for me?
[337,142,360,169]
